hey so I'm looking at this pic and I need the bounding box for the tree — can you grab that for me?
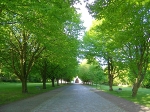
[88,0,150,96]
[0,0,83,93]
[142,64,150,88]
[78,59,91,84]
[82,20,123,91]
[34,57,49,89]
[88,58,105,88]
[78,59,105,85]
[1,28,44,93]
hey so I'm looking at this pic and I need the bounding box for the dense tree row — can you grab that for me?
[82,0,150,97]
[0,0,84,93]
[78,59,106,86]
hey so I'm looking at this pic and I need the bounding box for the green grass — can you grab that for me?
[91,85,150,107]
[0,82,64,105]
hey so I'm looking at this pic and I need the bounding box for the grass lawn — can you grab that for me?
[91,85,150,107]
[0,82,64,105]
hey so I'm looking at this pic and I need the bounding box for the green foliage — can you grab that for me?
[142,65,150,88]
[0,67,20,82]
[78,59,106,84]
[78,59,91,82]
[28,73,41,83]
[0,0,84,92]
[86,0,150,96]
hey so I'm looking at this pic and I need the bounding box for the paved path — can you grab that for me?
[32,84,125,112]
[0,84,150,112]
[0,84,125,112]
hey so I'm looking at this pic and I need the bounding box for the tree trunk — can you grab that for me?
[56,78,59,86]
[132,77,144,97]
[51,78,55,87]
[131,57,147,97]
[21,78,28,93]
[42,71,47,89]
[42,60,48,89]
[132,83,139,97]
[108,57,114,91]
[108,74,113,91]
[42,78,46,89]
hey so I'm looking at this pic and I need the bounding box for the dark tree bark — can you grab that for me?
[108,57,114,91]
[131,62,147,97]
[51,77,55,87]
[41,60,48,89]
[42,80,46,89]
[42,73,47,89]
[21,78,28,93]
[56,78,59,86]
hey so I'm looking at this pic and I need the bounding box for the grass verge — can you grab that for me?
[91,85,150,107]
[0,82,65,105]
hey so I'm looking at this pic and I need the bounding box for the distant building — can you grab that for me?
[75,78,79,83]
[73,76,82,84]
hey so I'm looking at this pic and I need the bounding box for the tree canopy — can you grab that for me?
[0,0,84,93]
[83,0,150,97]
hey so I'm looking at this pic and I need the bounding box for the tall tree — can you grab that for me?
[88,0,150,96]
[0,0,83,93]
[1,28,44,93]
[83,20,122,91]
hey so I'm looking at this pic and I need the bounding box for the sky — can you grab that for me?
[74,0,95,31]
[74,0,95,64]
[74,1,107,69]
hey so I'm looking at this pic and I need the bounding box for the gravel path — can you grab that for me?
[0,84,150,112]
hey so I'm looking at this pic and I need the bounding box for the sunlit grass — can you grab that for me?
[0,82,64,105]
[91,84,150,107]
